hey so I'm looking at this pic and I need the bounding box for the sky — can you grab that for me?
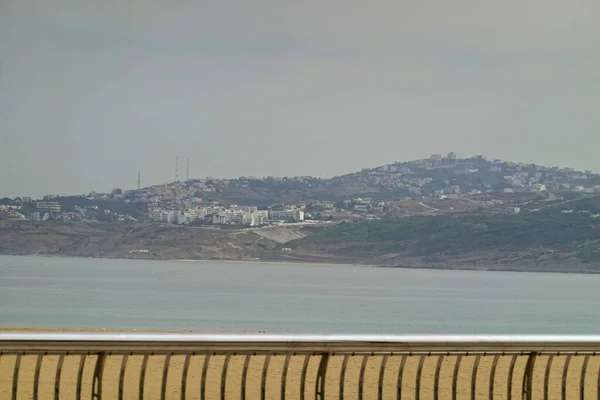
[1,0,599,197]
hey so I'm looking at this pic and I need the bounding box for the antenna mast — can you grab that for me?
[175,157,179,182]
[186,158,189,181]
[137,171,141,190]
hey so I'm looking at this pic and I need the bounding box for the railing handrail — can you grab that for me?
[3,332,600,342]
[3,333,600,353]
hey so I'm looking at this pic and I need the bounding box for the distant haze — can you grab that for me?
[1,0,599,197]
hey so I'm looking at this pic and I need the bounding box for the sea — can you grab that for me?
[1,255,599,334]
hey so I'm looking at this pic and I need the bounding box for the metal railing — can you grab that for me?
[2,333,600,399]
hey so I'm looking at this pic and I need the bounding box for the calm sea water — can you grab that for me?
[0,255,599,334]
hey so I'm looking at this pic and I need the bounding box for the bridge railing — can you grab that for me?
[1,333,600,399]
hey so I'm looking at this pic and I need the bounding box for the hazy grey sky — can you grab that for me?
[1,0,599,197]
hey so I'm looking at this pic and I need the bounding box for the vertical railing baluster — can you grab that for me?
[522,352,537,400]
[92,352,106,400]
[471,355,481,400]
[452,355,463,400]
[241,354,251,400]
[118,354,129,400]
[544,355,555,400]
[12,353,22,400]
[507,354,518,400]
[281,354,293,400]
[378,355,389,400]
[434,355,445,400]
[300,354,310,400]
[358,354,369,400]
[562,355,573,400]
[489,354,500,400]
[139,354,149,400]
[261,354,272,400]
[76,354,87,400]
[55,354,65,400]
[33,353,44,400]
[339,355,350,400]
[181,354,192,400]
[415,355,426,400]
[580,355,591,400]
[161,353,172,400]
[597,360,600,400]
[221,354,232,400]
[396,355,407,400]
[315,354,329,400]
[200,353,212,400]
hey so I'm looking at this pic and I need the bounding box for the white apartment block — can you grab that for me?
[212,209,268,226]
[37,202,61,212]
[231,205,258,213]
[172,211,187,225]
[185,207,213,222]
[150,210,188,225]
[269,209,304,222]
[212,211,231,225]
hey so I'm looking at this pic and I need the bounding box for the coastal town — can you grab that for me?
[2,153,600,225]
[2,154,600,271]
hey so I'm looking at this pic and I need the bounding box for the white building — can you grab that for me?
[231,205,258,213]
[150,210,188,225]
[37,202,61,212]
[185,207,214,223]
[171,211,187,225]
[246,210,269,226]
[433,190,447,200]
[269,208,305,222]
[212,211,231,225]
[212,209,268,226]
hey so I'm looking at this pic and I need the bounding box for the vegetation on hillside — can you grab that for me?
[301,211,600,262]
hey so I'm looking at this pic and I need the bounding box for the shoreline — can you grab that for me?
[2,252,600,275]
[171,258,367,268]
[0,252,367,268]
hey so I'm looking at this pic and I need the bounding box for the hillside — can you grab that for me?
[124,154,600,208]
[0,220,355,264]
[4,153,600,273]
[5,155,600,227]
[295,209,600,272]
[4,204,600,273]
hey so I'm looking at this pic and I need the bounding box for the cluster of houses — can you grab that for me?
[346,154,600,199]
[149,205,305,227]
[22,201,137,223]
[0,205,25,220]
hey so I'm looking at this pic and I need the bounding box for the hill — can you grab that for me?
[295,208,600,272]
[126,154,600,208]
[6,154,600,225]
[3,204,600,272]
